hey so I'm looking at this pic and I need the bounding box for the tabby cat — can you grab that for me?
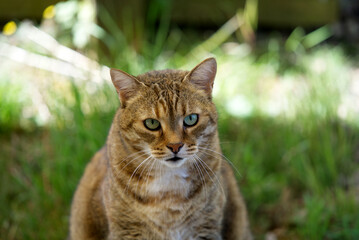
[69,58,251,240]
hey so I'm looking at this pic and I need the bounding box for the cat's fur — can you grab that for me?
[69,58,251,240]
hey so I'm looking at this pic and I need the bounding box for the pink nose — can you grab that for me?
[166,143,184,154]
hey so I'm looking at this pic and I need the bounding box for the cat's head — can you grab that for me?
[110,58,218,168]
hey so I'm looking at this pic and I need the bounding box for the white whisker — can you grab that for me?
[194,155,218,191]
[197,146,242,177]
[194,154,225,197]
[113,152,148,179]
[125,156,152,194]
[144,157,157,196]
[159,159,164,199]
[134,157,154,194]
[114,150,147,166]
[191,156,208,201]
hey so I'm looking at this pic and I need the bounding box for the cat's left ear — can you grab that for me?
[184,57,217,97]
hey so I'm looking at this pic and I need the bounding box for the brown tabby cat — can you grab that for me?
[69,58,251,240]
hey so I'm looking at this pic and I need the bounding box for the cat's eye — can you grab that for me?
[144,118,161,131]
[184,114,198,127]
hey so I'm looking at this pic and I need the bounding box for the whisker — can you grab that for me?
[125,156,152,194]
[159,159,164,199]
[153,160,161,203]
[194,154,226,197]
[134,157,154,194]
[144,157,157,194]
[191,156,208,201]
[113,152,148,179]
[114,150,147,164]
[114,150,148,167]
[194,155,218,191]
[197,146,242,177]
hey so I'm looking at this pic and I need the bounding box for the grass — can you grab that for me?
[2,101,358,239]
[1,3,359,239]
[0,87,117,239]
[219,115,359,239]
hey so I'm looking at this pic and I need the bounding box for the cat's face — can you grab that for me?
[111,58,217,168]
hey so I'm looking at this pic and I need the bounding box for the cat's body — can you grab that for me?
[69,58,251,240]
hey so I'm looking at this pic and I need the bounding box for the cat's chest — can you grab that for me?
[146,167,191,196]
[166,227,194,240]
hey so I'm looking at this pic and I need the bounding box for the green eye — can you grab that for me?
[144,118,161,130]
[184,114,198,127]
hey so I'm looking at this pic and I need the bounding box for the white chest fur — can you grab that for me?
[146,166,191,196]
[166,227,195,240]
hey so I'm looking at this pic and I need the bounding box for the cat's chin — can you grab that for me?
[162,158,187,168]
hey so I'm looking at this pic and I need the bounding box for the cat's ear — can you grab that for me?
[184,57,217,96]
[110,68,143,106]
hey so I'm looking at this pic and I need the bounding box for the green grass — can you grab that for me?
[0,87,117,239]
[218,114,359,239]
[1,4,359,239]
[2,98,358,239]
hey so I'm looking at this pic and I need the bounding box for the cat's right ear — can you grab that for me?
[110,69,143,106]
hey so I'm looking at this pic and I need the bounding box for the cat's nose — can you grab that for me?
[166,143,184,154]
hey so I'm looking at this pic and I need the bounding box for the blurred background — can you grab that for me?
[1,0,359,239]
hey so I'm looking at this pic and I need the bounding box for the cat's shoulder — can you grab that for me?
[81,146,108,185]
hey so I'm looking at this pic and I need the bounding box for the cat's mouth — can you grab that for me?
[166,156,183,162]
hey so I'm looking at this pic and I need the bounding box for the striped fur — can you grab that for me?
[69,58,252,240]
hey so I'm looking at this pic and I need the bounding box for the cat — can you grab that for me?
[69,58,252,240]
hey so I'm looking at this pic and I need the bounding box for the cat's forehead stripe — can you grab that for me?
[158,98,168,115]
